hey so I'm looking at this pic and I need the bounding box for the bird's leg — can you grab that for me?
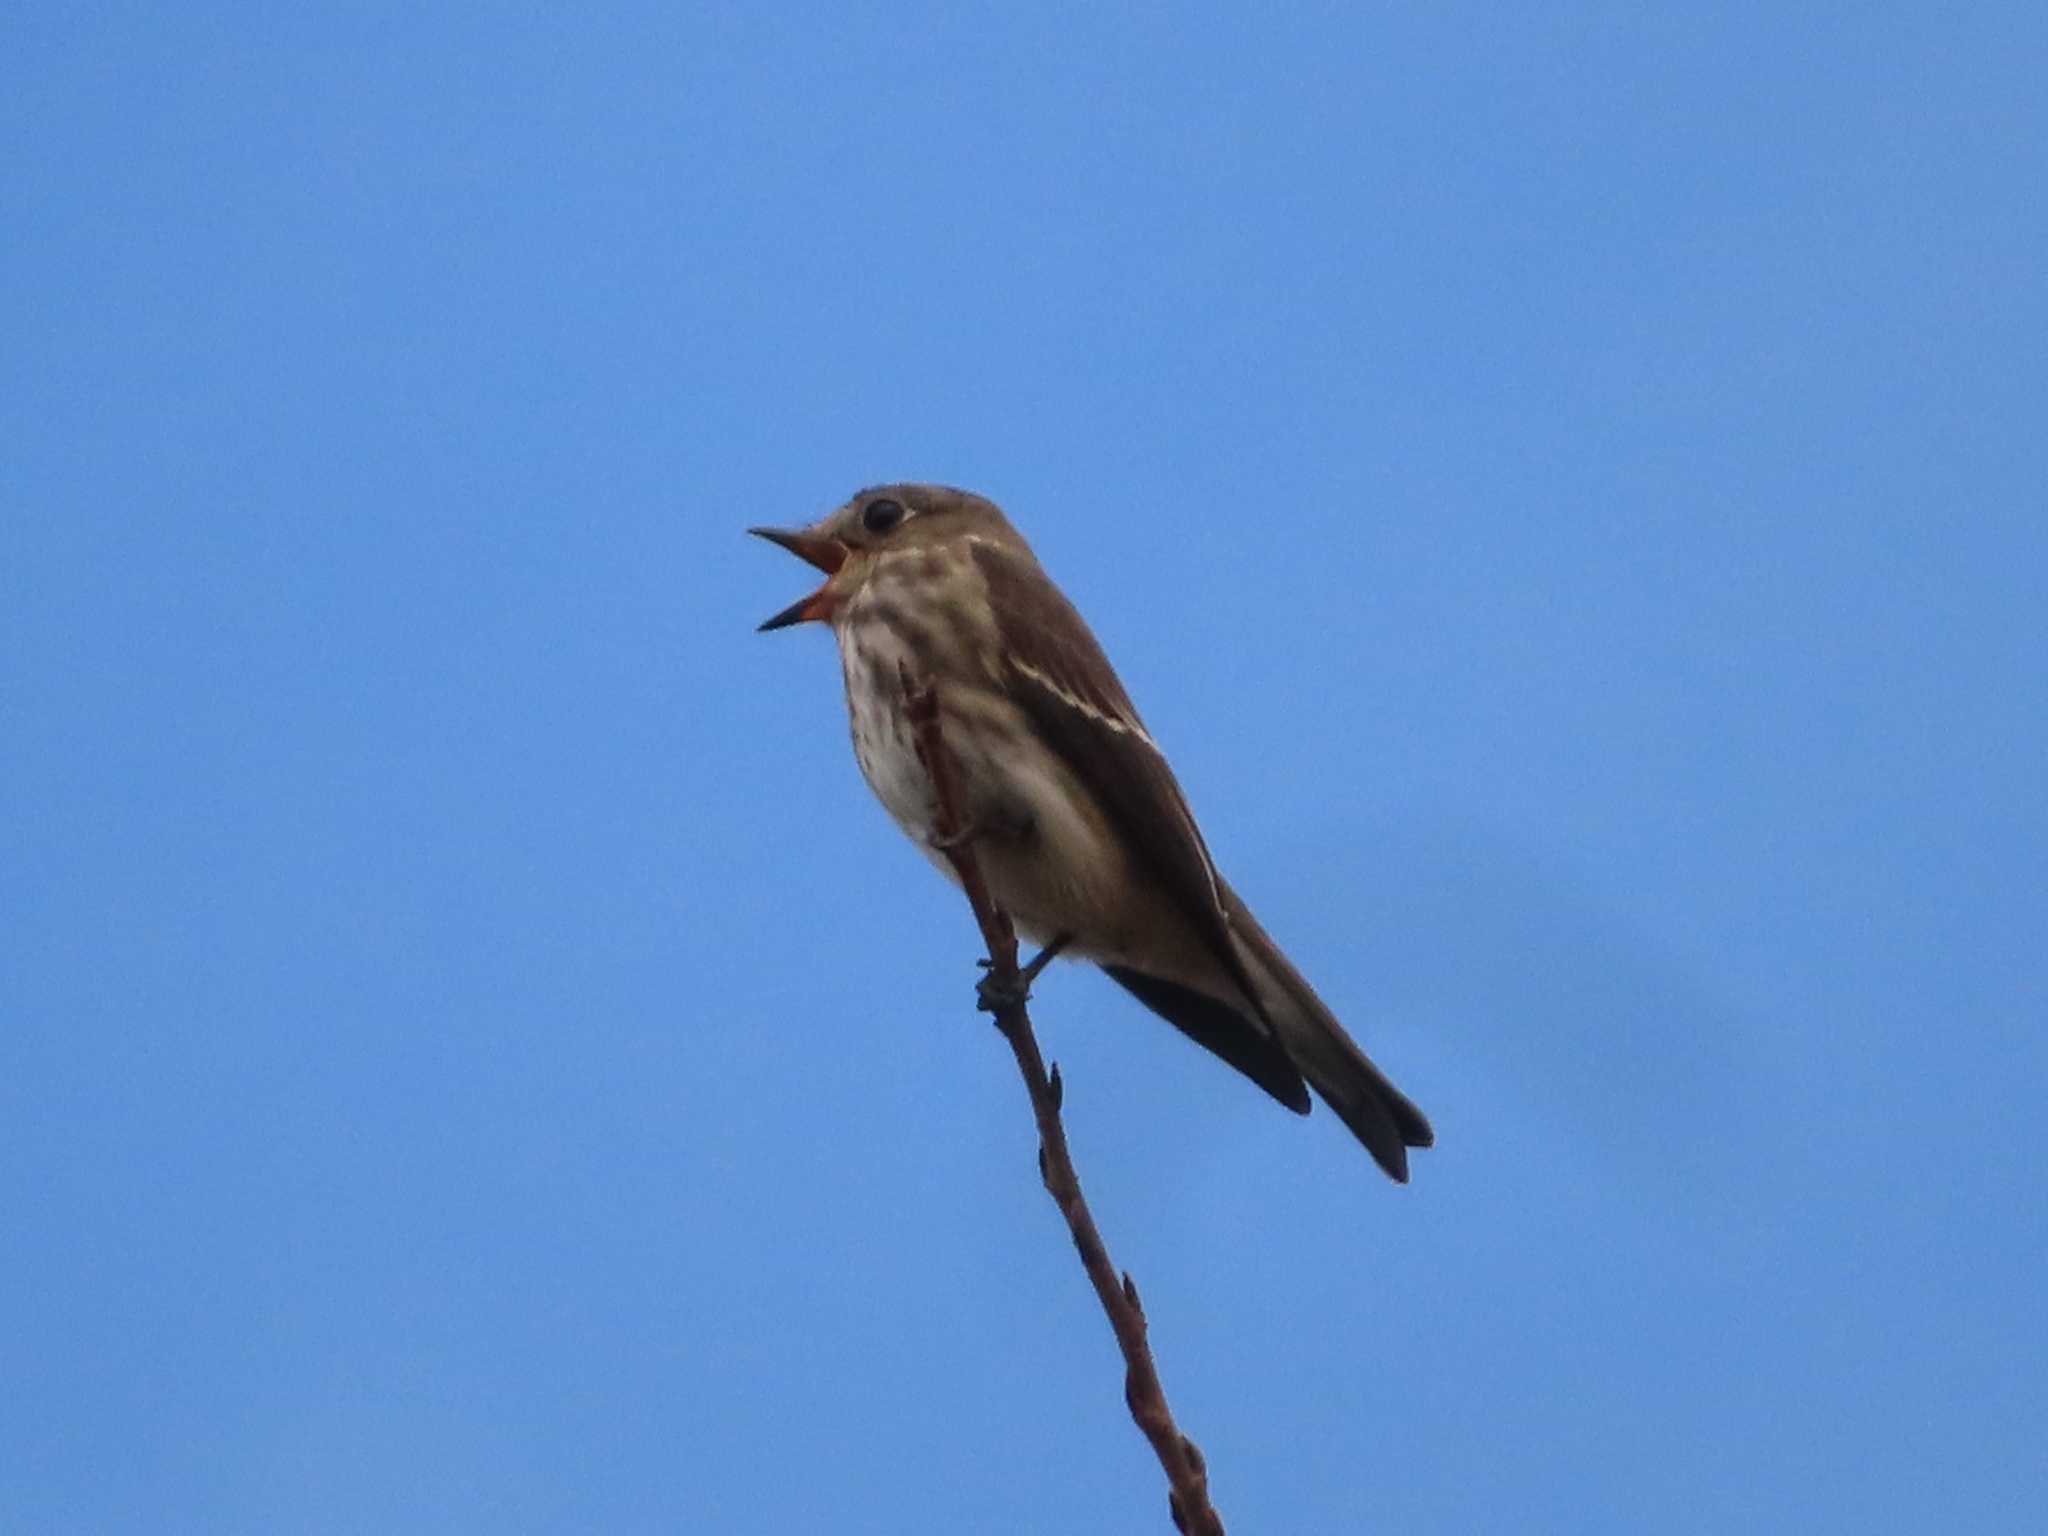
[1019,933,1072,986]
[977,932,1073,1013]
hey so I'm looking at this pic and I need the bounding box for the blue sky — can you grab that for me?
[5,5,2044,1531]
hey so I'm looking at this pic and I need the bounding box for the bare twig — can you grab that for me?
[901,667,1226,1536]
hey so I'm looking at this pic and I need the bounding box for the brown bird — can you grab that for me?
[751,485,1433,1181]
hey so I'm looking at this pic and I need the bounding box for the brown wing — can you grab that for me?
[969,539,1272,1025]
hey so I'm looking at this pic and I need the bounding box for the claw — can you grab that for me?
[973,935,1074,1014]
[976,969,1029,1013]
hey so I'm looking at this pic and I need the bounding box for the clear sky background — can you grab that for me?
[6,6,2044,1532]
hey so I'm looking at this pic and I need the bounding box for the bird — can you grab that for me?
[750,484,1433,1182]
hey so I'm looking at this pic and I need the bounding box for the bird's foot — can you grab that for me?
[975,934,1073,1013]
[974,958,1019,1013]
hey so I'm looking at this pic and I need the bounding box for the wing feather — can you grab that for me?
[969,540,1270,1023]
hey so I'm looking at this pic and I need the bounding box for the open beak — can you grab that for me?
[749,526,850,631]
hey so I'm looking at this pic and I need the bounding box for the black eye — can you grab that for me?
[861,497,906,534]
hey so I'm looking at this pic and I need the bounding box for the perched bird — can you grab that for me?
[751,485,1433,1182]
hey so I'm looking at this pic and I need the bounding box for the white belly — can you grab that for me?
[834,622,1176,962]
[838,623,944,845]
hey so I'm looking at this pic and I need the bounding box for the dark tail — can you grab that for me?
[1101,964,1313,1114]
[1220,882,1434,1183]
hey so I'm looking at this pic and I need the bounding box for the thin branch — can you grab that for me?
[901,667,1226,1536]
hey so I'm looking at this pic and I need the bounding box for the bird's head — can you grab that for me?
[749,484,1015,631]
